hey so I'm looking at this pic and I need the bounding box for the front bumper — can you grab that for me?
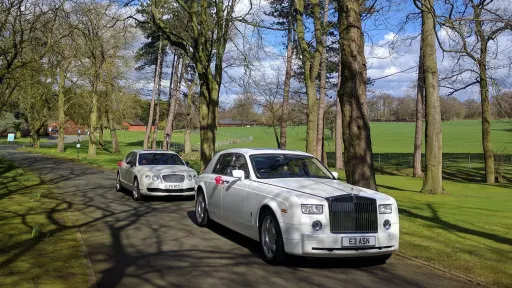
[281,223,399,257]
[140,180,196,196]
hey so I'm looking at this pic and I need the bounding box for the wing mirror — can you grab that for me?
[232,170,245,181]
[185,161,190,167]
[126,160,134,167]
[331,171,339,179]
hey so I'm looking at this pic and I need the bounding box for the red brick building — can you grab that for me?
[47,120,86,135]
[122,119,146,131]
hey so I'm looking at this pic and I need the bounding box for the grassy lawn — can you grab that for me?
[8,120,512,287]
[0,158,88,287]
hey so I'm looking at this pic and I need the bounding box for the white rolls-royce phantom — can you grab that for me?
[194,148,399,263]
[116,150,198,200]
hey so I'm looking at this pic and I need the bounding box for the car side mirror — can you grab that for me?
[126,160,134,167]
[232,170,245,181]
[331,171,339,179]
[185,161,190,167]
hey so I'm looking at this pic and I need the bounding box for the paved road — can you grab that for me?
[0,146,483,288]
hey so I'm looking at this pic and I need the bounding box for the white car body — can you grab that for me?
[195,148,399,259]
[117,150,198,198]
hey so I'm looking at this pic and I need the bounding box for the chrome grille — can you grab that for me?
[161,174,185,183]
[328,195,378,233]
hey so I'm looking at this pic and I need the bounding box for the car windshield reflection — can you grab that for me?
[250,154,332,179]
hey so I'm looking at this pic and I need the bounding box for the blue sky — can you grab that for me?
[128,0,512,105]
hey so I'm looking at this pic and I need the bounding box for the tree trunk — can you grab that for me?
[165,56,184,149]
[57,69,66,153]
[199,78,218,171]
[152,99,160,150]
[273,123,280,148]
[31,132,40,149]
[473,10,495,183]
[338,0,376,190]
[184,77,196,155]
[151,52,165,150]
[335,93,344,169]
[420,0,444,194]
[316,0,330,159]
[413,38,425,178]
[109,115,119,153]
[88,91,98,157]
[280,0,294,151]
[98,116,104,150]
[143,39,163,149]
[479,62,495,183]
[295,0,323,155]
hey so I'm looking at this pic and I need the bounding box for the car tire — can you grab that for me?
[116,172,123,192]
[259,209,286,264]
[195,191,209,227]
[132,178,143,201]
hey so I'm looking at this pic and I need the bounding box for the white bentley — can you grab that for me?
[194,148,399,263]
[116,150,198,200]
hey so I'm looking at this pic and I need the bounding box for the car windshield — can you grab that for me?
[250,154,333,179]
[138,153,185,166]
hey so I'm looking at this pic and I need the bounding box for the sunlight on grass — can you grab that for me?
[0,158,88,287]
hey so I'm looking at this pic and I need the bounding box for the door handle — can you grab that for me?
[222,180,230,184]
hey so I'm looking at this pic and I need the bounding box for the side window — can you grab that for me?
[213,153,234,175]
[233,154,250,178]
[125,152,134,162]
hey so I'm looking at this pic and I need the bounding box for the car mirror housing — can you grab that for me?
[185,161,190,167]
[232,170,245,181]
[331,171,339,179]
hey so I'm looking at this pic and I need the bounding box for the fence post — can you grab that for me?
[469,154,471,170]
[378,154,381,164]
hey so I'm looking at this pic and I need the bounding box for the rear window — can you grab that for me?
[138,153,185,166]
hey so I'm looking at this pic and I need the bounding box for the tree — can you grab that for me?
[143,38,164,149]
[337,0,377,190]
[295,0,325,155]
[415,0,444,194]
[150,0,243,170]
[316,0,330,161]
[164,55,186,149]
[230,93,259,127]
[183,64,198,155]
[464,98,481,119]
[413,43,425,177]
[437,0,512,183]
[265,0,295,150]
[73,1,130,157]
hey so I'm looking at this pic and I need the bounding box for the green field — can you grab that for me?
[0,158,88,287]
[10,120,512,287]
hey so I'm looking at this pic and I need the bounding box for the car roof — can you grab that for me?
[216,148,312,157]
[132,150,178,155]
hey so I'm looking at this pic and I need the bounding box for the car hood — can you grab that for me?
[137,165,195,175]
[255,178,392,201]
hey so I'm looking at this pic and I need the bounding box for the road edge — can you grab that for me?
[395,253,493,288]
[68,211,97,288]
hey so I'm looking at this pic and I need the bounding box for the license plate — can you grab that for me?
[342,236,376,247]
[168,184,183,189]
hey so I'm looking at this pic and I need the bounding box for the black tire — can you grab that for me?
[259,209,286,264]
[195,190,209,227]
[132,178,143,201]
[116,172,123,192]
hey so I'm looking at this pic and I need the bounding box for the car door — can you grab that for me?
[124,152,138,187]
[120,152,134,185]
[208,153,234,217]
[221,153,250,229]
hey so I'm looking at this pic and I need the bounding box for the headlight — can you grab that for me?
[379,204,392,214]
[144,175,151,181]
[151,175,160,182]
[187,173,193,181]
[301,204,323,214]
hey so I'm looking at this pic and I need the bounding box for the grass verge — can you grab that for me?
[0,158,88,288]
